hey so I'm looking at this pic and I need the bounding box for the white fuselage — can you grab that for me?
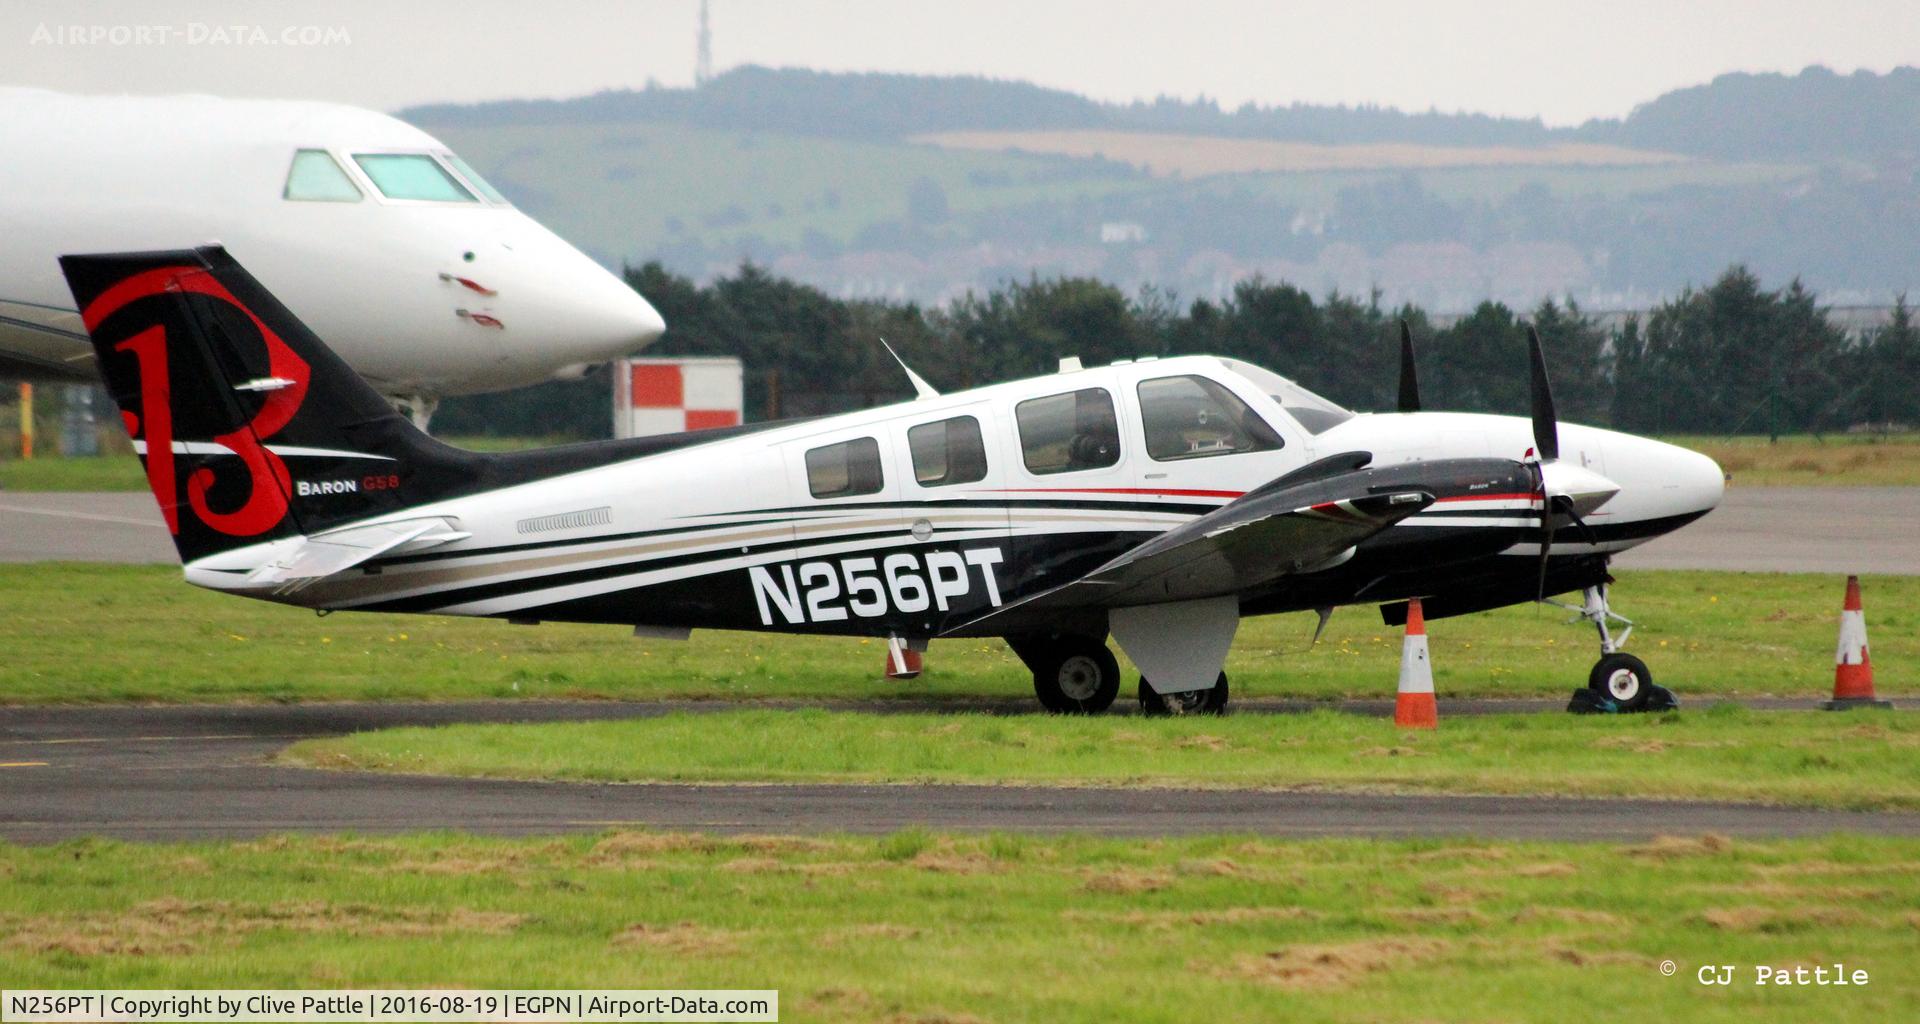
[184,355,1725,631]
[0,88,664,397]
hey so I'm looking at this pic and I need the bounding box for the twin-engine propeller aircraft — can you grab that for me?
[63,247,1724,715]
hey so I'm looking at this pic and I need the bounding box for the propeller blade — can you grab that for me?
[1536,493,1603,599]
[1397,319,1420,413]
[1527,325,1558,462]
[1554,494,1601,547]
[1535,519,1555,599]
[1531,461,1554,599]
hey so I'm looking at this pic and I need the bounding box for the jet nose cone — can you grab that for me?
[491,216,669,364]
[612,286,667,350]
[558,254,665,357]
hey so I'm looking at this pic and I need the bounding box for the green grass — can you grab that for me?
[1,831,1915,1021]
[1671,433,1920,486]
[1411,159,1813,202]
[427,120,1151,254]
[287,706,1919,810]
[437,434,583,452]
[1202,158,1812,211]
[1,565,1912,704]
[0,454,147,492]
[424,118,1816,264]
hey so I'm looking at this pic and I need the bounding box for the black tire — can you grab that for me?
[1030,638,1121,714]
[1138,673,1230,716]
[1588,652,1652,712]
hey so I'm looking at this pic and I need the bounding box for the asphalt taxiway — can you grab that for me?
[2,701,1913,844]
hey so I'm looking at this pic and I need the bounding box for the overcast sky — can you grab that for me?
[3,0,1914,126]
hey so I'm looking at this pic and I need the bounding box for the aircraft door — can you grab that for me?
[997,376,1146,604]
[893,407,1015,634]
[755,428,901,635]
[1130,369,1299,503]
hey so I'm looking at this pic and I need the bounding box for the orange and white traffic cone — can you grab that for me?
[1395,597,1437,728]
[1825,576,1891,710]
[884,636,923,680]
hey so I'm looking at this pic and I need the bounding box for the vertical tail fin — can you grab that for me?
[59,245,471,564]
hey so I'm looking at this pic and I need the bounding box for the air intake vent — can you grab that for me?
[516,506,611,534]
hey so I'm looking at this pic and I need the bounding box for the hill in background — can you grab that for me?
[404,65,1920,311]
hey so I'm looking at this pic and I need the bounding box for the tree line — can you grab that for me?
[436,263,1920,441]
[408,64,1920,162]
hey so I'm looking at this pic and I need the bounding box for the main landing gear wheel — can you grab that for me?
[1588,652,1652,712]
[1138,673,1230,716]
[1029,638,1121,714]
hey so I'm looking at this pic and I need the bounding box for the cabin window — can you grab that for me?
[283,149,362,202]
[1016,388,1120,475]
[1138,374,1284,461]
[908,416,987,487]
[352,153,477,202]
[806,437,885,498]
[445,152,509,204]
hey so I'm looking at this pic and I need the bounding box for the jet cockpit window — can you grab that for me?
[444,153,510,204]
[352,153,477,202]
[1220,358,1357,434]
[806,437,885,499]
[908,416,988,487]
[1017,388,1121,475]
[283,149,362,202]
[1137,374,1284,461]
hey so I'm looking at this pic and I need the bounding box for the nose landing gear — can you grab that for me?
[1549,582,1678,713]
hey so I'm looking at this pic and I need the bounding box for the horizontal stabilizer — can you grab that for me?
[247,518,468,593]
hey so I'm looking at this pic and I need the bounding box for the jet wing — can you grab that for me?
[246,518,469,594]
[952,472,1432,634]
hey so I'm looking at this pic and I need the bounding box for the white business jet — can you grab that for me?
[0,88,664,424]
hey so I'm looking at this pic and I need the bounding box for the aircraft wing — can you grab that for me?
[953,471,1432,634]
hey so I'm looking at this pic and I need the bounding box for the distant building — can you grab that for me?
[1289,209,1328,237]
[1100,222,1147,244]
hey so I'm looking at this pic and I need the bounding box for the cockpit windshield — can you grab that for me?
[1219,358,1356,434]
[352,153,477,202]
[444,153,509,204]
[283,149,362,202]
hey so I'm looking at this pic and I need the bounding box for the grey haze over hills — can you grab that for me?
[403,65,1920,311]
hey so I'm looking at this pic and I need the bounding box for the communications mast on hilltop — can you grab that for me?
[695,0,714,86]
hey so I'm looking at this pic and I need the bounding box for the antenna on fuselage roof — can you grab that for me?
[877,337,939,400]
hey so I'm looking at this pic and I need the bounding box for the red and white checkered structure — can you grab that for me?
[613,356,744,439]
